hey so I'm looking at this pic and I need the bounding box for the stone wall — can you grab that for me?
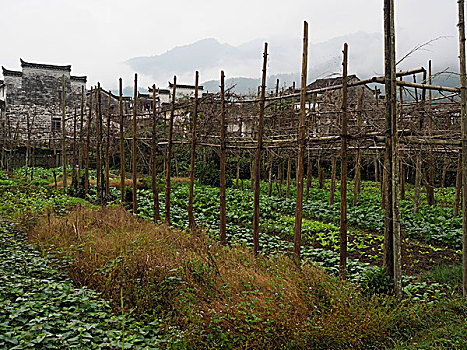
[2,65,87,147]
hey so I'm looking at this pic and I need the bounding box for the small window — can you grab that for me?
[52,117,61,131]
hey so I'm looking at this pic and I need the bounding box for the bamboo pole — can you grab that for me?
[25,112,30,180]
[188,72,199,233]
[62,75,67,190]
[96,87,101,198]
[220,71,227,245]
[454,153,462,217]
[119,79,125,205]
[253,43,268,255]
[305,149,312,200]
[105,90,111,201]
[457,0,467,297]
[72,107,77,188]
[339,43,349,280]
[85,87,92,196]
[286,158,292,198]
[330,155,337,205]
[78,86,84,185]
[293,21,309,263]
[132,74,138,213]
[150,85,159,222]
[165,76,176,224]
[97,84,105,205]
[384,0,402,297]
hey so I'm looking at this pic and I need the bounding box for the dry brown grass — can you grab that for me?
[30,206,400,349]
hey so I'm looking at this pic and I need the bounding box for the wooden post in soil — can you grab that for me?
[119,79,125,205]
[414,153,422,213]
[253,43,268,256]
[306,150,312,200]
[278,162,283,197]
[104,91,111,201]
[165,76,176,224]
[268,157,273,197]
[188,72,199,233]
[353,88,363,206]
[457,0,467,297]
[339,43,349,280]
[25,112,30,180]
[220,71,227,245]
[286,158,292,198]
[62,75,67,190]
[454,153,462,217]
[85,87,92,196]
[399,77,405,200]
[96,87,101,198]
[293,21,308,263]
[151,85,160,222]
[97,84,105,205]
[78,86,84,184]
[132,74,138,213]
[78,86,84,182]
[330,155,337,205]
[306,94,317,199]
[72,107,77,188]
[384,0,402,297]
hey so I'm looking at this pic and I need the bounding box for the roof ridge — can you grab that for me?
[20,58,71,72]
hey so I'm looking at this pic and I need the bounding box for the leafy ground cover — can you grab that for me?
[1,167,466,348]
[0,221,170,349]
[30,205,428,349]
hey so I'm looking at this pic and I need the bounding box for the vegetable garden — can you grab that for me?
[1,1,467,348]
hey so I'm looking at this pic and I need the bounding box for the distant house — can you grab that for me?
[0,79,5,112]
[306,74,375,104]
[168,82,204,101]
[1,59,87,145]
[148,87,171,105]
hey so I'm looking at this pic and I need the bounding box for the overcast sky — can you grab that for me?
[0,0,461,89]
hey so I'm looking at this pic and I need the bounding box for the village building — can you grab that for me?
[168,82,204,101]
[1,59,87,146]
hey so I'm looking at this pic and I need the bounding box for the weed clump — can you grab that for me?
[31,206,408,349]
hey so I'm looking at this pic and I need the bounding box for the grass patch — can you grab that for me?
[31,205,407,349]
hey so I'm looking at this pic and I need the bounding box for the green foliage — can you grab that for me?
[360,267,394,296]
[0,223,170,349]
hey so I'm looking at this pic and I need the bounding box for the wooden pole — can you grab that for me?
[72,106,77,188]
[286,158,291,198]
[305,149,312,200]
[457,0,467,297]
[151,85,160,222]
[165,76,176,224]
[330,155,337,205]
[119,79,125,205]
[220,71,227,245]
[78,86,84,185]
[97,84,105,205]
[62,75,67,190]
[384,0,402,297]
[454,153,462,217]
[132,74,138,213]
[105,90,111,201]
[188,72,199,233]
[85,87,92,196]
[339,43,349,280]
[352,151,361,206]
[96,87,101,198]
[293,21,309,263]
[253,43,268,255]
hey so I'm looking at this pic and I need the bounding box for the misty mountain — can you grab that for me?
[126,32,460,95]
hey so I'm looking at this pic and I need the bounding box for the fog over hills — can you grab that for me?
[125,31,459,94]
